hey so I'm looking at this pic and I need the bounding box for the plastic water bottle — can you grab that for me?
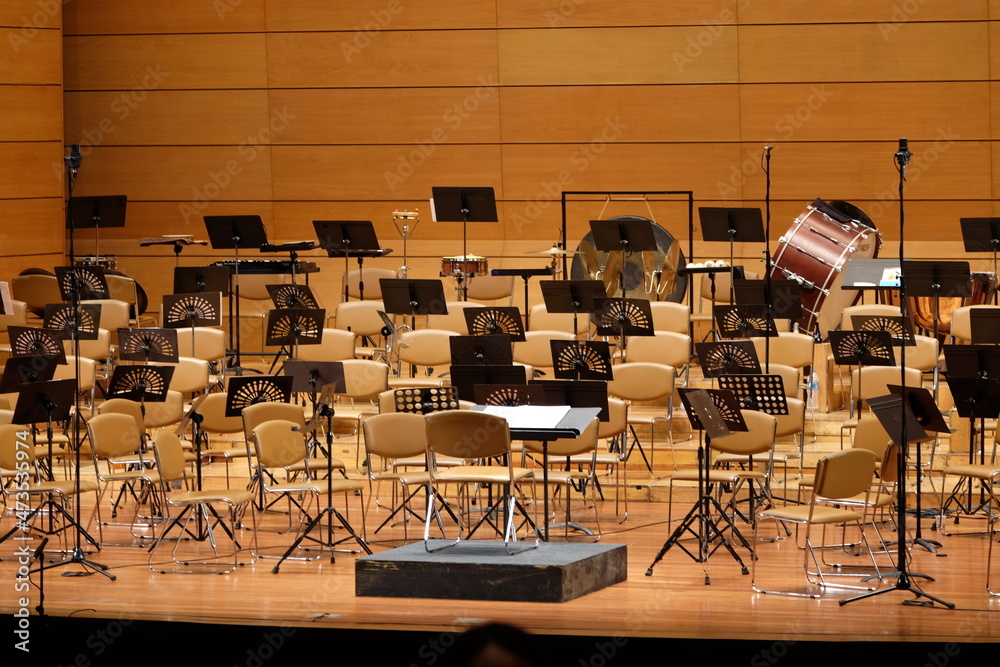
[807,370,819,411]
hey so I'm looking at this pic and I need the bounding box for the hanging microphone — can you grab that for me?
[763,146,774,152]
[64,143,83,170]
[896,137,911,165]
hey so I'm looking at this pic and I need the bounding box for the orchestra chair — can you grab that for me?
[344,268,397,301]
[234,273,278,355]
[521,416,602,541]
[423,410,536,553]
[951,305,1000,344]
[141,390,186,441]
[164,356,212,396]
[839,304,901,332]
[0,299,28,356]
[513,330,576,378]
[81,298,131,338]
[53,355,98,412]
[392,328,454,387]
[11,273,60,318]
[466,274,515,304]
[295,328,356,362]
[799,415,887,507]
[147,430,257,574]
[251,418,367,560]
[567,398,629,523]
[624,331,691,382]
[333,300,389,361]
[649,301,690,335]
[841,365,921,448]
[938,438,1000,537]
[362,412,431,540]
[527,303,590,337]
[751,448,880,598]
[176,327,227,386]
[607,361,677,475]
[690,269,758,327]
[104,274,145,327]
[197,393,249,487]
[425,301,484,334]
[332,359,391,463]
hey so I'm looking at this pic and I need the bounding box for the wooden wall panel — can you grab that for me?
[270,88,501,145]
[69,147,274,202]
[64,90,271,146]
[498,0,732,28]
[265,0,497,31]
[0,141,63,199]
[266,31,499,88]
[271,145,504,201]
[739,1,987,24]
[64,0,265,34]
[739,23,989,83]
[499,85,740,143]
[0,28,60,84]
[0,0,61,26]
[1,85,62,141]
[0,198,64,256]
[739,82,990,142]
[498,27,739,85]
[63,34,268,90]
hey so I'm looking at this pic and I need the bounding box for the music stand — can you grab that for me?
[117,328,179,364]
[589,219,657,300]
[449,365,529,403]
[0,355,58,392]
[55,265,108,301]
[267,283,320,310]
[970,309,1000,345]
[107,364,174,406]
[380,278,448,330]
[592,297,654,348]
[9,326,67,365]
[464,307,525,342]
[44,303,101,341]
[714,305,777,339]
[4,379,112,578]
[540,279,605,336]
[699,207,765,300]
[717,374,789,415]
[550,340,613,381]
[204,215,269,373]
[313,220,385,302]
[828,329,895,418]
[647,387,751,581]
[734,278,803,322]
[474,384,546,407]
[392,386,460,414]
[173,266,231,296]
[531,379,610,422]
[961,217,1000,285]
[940,376,1000,525]
[280,359,345,457]
[224,375,294,419]
[162,292,223,363]
[852,315,916,346]
[431,187,499,301]
[449,334,513,366]
[696,340,761,377]
[901,260,971,383]
[265,308,325,372]
[67,195,127,260]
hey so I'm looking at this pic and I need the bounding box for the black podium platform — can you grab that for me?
[356,541,627,602]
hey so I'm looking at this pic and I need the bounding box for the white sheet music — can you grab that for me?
[482,405,570,430]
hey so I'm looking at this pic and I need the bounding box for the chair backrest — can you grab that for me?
[625,331,690,368]
[840,304,902,332]
[81,298,131,331]
[104,274,140,320]
[512,330,575,369]
[236,274,276,301]
[54,355,97,391]
[607,362,675,402]
[143,390,184,429]
[341,359,390,399]
[599,398,628,440]
[166,356,210,394]
[152,430,188,484]
[523,417,600,458]
[649,301,690,334]
[296,328,356,362]
[710,410,776,457]
[751,331,815,371]
[425,302,483,334]
[893,334,939,372]
[396,329,454,368]
[88,412,143,459]
[344,268,398,300]
[0,423,35,470]
[813,448,877,501]
[97,397,145,433]
[64,328,111,361]
[852,416,891,463]
[758,362,800,398]
[851,366,921,402]
[334,300,387,337]
[241,401,305,441]
[362,412,428,460]
[424,410,510,460]
[528,304,589,335]
[198,392,244,434]
[252,419,307,469]
[11,273,61,316]
[176,327,226,362]
[466,275,514,302]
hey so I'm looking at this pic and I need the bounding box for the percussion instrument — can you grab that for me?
[441,255,488,277]
[770,199,880,338]
[908,271,997,335]
[75,254,117,270]
[571,216,687,302]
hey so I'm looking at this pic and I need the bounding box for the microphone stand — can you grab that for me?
[762,146,773,371]
[839,139,952,609]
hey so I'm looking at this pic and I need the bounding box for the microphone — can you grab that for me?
[896,137,911,165]
[763,146,774,152]
[64,143,83,171]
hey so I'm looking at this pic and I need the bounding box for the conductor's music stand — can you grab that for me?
[117,328,179,364]
[174,266,230,296]
[313,220,384,302]
[267,283,320,310]
[714,305,777,339]
[474,384,546,407]
[589,219,657,300]
[264,308,325,372]
[380,278,448,330]
[696,340,761,377]
[647,387,751,581]
[44,303,101,341]
[204,215,268,373]
[431,187,499,301]
[699,207,765,301]
[67,195,127,260]
[449,365,529,403]
[55,265,108,301]
[464,307,525,342]
[449,334,513,366]
[828,329,895,418]
[550,340,613,381]
[9,326,67,365]
[540,279,605,336]
[961,217,1000,289]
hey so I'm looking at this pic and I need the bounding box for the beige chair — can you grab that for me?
[11,273,61,317]
[251,419,368,560]
[649,301,691,334]
[164,356,211,396]
[752,448,880,597]
[423,410,536,553]
[625,331,691,369]
[466,274,514,304]
[362,411,431,539]
[607,361,676,475]
[344,267,397,301]
[175,326,227,383]
[393,329,454,386]
[334,300,389,360]
[147,430,256,573]
[53,355,98,411]
[425,301,483,334]
[104,274,143,326]
[952,305,1000,343]
[840,304,902,332]
[527,303,589,336]
[513,330,576,377]
[197,393,249,486]
[296,328,356,362]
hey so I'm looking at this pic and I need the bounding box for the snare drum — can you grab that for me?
[75,255,118,270]
[441,255,488,277]
[770,199,880,338]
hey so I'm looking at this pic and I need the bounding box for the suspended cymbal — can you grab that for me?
[528,246,578,256]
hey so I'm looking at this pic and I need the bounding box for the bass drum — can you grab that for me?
[570,216,687,303]
[770,199,880,339]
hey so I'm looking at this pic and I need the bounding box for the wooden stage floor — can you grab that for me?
[3,403,1000,665]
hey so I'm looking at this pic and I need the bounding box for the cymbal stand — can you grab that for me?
[392,209,419,278]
